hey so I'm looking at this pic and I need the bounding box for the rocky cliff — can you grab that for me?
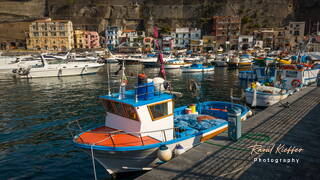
[0,0,319,42]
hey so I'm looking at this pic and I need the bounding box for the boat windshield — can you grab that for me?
[48,60,65,64]
[101,100,139,121]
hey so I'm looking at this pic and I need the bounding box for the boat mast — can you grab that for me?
[106,61,111,96]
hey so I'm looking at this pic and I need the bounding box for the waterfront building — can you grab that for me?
[26,18,74,51]
[253,28,287,50]
[190,28,202,52]
[74,30,99,49]
[285,21,305,50]
[162,35,175,51]
[174,28,201,49]
[202,36,216,52]
[238,35,254,50]
[253,28,275,49]
[175,28,190,49]
[105,26,122,50]
[212,16,241,50]
[119,29,142,47]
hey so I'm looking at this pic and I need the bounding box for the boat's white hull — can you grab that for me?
[245,91,289,107]
[0,60,43,74]
[214,61,228,67]
[13,65,103,79]
[81,124,227,174]
[182,67,214,73]
[164,64,183,69]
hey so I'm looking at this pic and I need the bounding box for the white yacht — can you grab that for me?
[11,56,104,79]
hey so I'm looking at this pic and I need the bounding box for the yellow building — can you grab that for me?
[26,18,74,51]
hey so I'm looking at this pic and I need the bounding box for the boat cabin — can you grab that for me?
[99,84,175,142]
[275,65,320,89]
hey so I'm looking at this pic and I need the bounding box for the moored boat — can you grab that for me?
[68,76,251,175]
[11,56,103,79]
[181,63,214,73]
[164,59,190,69]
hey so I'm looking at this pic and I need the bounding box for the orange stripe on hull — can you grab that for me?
[76,126,160,147]
[200,127,228,142]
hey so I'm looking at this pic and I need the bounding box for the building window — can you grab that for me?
[33,32,39,37]
[44,32,48,36]
[60,32,66,36]
[51,32,56,36]
[59,25,65,30]
[294,31,300,36]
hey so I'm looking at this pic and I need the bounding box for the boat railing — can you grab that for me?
[106,81,173,102]
[67,116,180,147]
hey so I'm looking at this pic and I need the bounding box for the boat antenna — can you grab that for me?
[118,60,127,99]
[106,61,111,96]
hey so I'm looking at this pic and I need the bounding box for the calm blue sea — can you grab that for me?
[0,65,248,179]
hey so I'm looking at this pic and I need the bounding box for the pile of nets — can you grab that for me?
[174,114,226,137]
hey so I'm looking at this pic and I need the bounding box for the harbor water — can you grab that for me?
[0,65,248,179]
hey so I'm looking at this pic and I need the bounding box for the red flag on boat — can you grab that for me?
[153,26,158,39]
[158,53,166,79]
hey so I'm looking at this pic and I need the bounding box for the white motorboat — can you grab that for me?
[164,59,191,69]
[11,56,104,79]
[214,54,229,67]
[0,57,43,74]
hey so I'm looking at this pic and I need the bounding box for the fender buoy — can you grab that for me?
[157,145,172,162]
[291,79,301,88]
[174,144,185,156]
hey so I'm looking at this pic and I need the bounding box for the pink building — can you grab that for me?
[84,31,100,49]
[75,30,100,49]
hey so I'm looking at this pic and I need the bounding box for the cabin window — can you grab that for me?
[102,100,139,121]
[122,103,138,120]
[102,100,116,113]
[148,101,169,120]
[113,101,125,116]
[286,71,298,78]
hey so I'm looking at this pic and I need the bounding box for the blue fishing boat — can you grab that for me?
[181,63,214,73]
[68,75,251,175]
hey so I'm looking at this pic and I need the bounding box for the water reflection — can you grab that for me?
[0,66,247,179]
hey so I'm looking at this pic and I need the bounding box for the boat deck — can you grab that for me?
[76,126,160,147]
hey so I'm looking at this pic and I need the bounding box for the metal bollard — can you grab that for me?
[227,107,242,141]
[317,73,320,87]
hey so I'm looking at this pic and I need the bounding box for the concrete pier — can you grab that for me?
[137,86,320,180]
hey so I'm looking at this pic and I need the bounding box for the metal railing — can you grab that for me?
[106,81,173,102]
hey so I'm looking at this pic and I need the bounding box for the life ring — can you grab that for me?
[291,79,302,88]
[188,79,199,97]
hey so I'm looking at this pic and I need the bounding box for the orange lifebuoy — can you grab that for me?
[291,79,302,88]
